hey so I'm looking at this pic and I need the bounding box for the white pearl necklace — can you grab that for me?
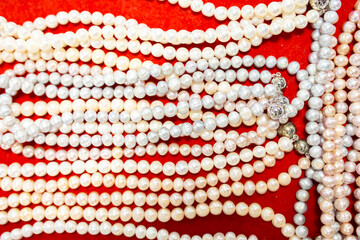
[163,0,306,22]
[0,3,320,66]
[0,159,305,194]
[1,220,259,240]
[1,141,291,178]
[0,0,350,239]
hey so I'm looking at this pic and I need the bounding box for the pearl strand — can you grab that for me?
[163,0,307,22]
[0,201,294,230]
[0,221,259,240]
[302,0,354,239]
[324,8,360,239]
[0,201,298,239]
[0,55,310,159]
[349,5,360,236]
[298,0,343,239]
[1,141,293,178]
[0,6,320,65]
[0,165,303,210]
[0,71,310,159]
[0,160,305,195]
[0,0,348,239]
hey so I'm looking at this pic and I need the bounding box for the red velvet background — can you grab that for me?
[0,0,358,239]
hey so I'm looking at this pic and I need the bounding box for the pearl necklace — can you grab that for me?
[319,12,356,240]
[0,56,312,162]
[1,219,261,239]
[1,141,291,178]
[301,0,359,239]
[164,0,306,22]
[0,200,296,232]
[0,0,351,239]
[0,3,320,67]
[0,159,305,194]
[318,5,360,238]
[347,6,360,237]
[0,200,299,239]
[0,165,304,209]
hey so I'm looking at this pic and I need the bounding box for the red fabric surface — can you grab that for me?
[0,0,358,239]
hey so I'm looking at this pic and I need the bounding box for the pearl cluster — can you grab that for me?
[304,0,360,239]
[0,59,303,155]
[0,0,359,239]
[0,0,321,65]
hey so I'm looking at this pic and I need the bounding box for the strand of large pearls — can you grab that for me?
[0,165,303,210]
[0,160,305,195]
[0,201,298,239]
[0,221,259,240]
[0,201,292,229]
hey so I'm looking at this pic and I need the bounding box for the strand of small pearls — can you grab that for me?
[301,0,346,239]
[0,160,305,195]
[5,55,297,82]
[0,75,305,156]
[2,55,302,109]
[8,133,272,162]
[0,168,302,209]
[0,201,298,239]
[1,114,278,152]
[0,202,292,230]
[321,6,360,238]
[348,4,360,236]
[0,221,260,240]
[164,0,307,22]
[0,142,290,178]
[2,57,308,154]
[6,62,295,101]
[0,5,320,66]
[11,128,271,161]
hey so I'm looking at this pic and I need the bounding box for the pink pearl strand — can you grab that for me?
[321,6,360,240]
[347,4,360,238]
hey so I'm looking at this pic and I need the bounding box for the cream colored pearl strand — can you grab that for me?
[318,6,360,239]
[336,8,360,238]
[1,140,291,178]
[0,168,298,210]
[349,9,360,237]
[0,219,260,240]
[0,6,320,65]
[0,201,298,239]
[0,200,295,234]
[0,159,306,195]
